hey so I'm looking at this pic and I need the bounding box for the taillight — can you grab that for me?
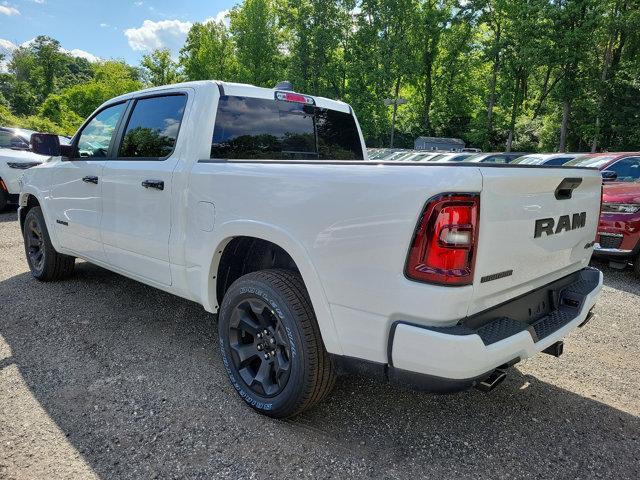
[405,193,480,286]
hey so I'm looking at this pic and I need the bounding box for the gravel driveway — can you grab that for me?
[1,208,638,479]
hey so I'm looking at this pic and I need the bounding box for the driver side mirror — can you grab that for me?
[601,170,618,182]
[30,133,60,156]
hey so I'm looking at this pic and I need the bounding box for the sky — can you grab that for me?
[0,0,237,66]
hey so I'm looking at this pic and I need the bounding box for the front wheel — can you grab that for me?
[218,269,336,418]
[23,206,75,281]
[0,189,8,212]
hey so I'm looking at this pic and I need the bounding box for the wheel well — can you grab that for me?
[216,237,300,305]
[19,195,41,231]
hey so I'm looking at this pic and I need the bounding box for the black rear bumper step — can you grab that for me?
[421,267,600,346]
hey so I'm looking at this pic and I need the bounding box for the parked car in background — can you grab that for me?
[512,153,589,166]
[428,152,476,162]
[564,153,640,182]
[0,127,63,211]
[405,151,445,161]
[594,182,640,277]
[365,149,448,162]
[463,152,528,164]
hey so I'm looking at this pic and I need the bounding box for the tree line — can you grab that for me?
[2,0,639,152]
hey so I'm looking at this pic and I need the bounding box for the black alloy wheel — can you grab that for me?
[228,297,292,397]
[22,206,75,281]
[218,269,336,418]
[25,216,46,273]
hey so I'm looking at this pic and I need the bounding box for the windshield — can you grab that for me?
[511,155,546,165]
[564,155,618,168]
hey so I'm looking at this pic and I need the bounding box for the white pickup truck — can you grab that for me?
[19,81,603,418]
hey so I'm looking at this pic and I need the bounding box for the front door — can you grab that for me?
[100,93,188,286]
[49,102,127,263]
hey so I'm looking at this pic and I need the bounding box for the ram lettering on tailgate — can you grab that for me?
[534,212,587,238]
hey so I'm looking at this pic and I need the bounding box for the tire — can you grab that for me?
[634,252,640,279]
[0,189,7,212]
[218,269,336,418]
[23,206,75,281]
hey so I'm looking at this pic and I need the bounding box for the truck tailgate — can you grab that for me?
[469,167,601,315]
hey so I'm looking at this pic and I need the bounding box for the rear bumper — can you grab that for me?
[388,267,603,391]
[593,240,639,259]
[594,213,640,259]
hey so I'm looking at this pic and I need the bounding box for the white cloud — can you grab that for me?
[124,19,192,54]
[0,39,17,72]
[0,5,20,16]
[0,38,17,54]
[64,48,100,63]
[204,9,230,28]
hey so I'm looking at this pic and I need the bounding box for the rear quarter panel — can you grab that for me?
[186,162,483,361]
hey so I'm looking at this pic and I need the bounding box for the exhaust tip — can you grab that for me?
[475,369,507,393]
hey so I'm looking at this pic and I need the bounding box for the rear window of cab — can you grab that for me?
[211,95,364,161]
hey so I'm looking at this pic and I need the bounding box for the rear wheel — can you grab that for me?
[23,207,75,281]
[218,269,336,418]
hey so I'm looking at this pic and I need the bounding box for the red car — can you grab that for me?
[593,182,640,276]
[564,152,640,183]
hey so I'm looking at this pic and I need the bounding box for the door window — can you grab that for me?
[118,94,187,159]
[76,103,127,158]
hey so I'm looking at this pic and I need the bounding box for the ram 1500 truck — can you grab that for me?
[19,81,603,418]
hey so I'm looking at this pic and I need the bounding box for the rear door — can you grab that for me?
[469,167,602,314]
[100,92,189,286]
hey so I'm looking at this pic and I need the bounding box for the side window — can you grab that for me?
[608,157,640,181]
[485,155,506,164]
[118,94,187,159]
[0,131,13,148]
[76,103,126,158]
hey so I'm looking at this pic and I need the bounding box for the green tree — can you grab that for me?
[280,0,355,98]
[180,20,237,81]
[141,48,182,86]
[38,60,142,134]
[230,0,283,86]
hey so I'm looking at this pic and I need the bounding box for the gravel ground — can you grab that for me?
[1,207,639,479]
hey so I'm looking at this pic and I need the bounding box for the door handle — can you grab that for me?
[141,179,164,191]
[82,176,98,184]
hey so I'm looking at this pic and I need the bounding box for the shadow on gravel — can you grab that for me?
[591,259,639,296]
[1,262,638,479]
[0,209,18,223]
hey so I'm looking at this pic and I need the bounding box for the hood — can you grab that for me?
[0,148,49,163]
[602,182,640,204]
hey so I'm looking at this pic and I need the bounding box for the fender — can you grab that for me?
[18,186,65,253]
[201,219,344,356]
